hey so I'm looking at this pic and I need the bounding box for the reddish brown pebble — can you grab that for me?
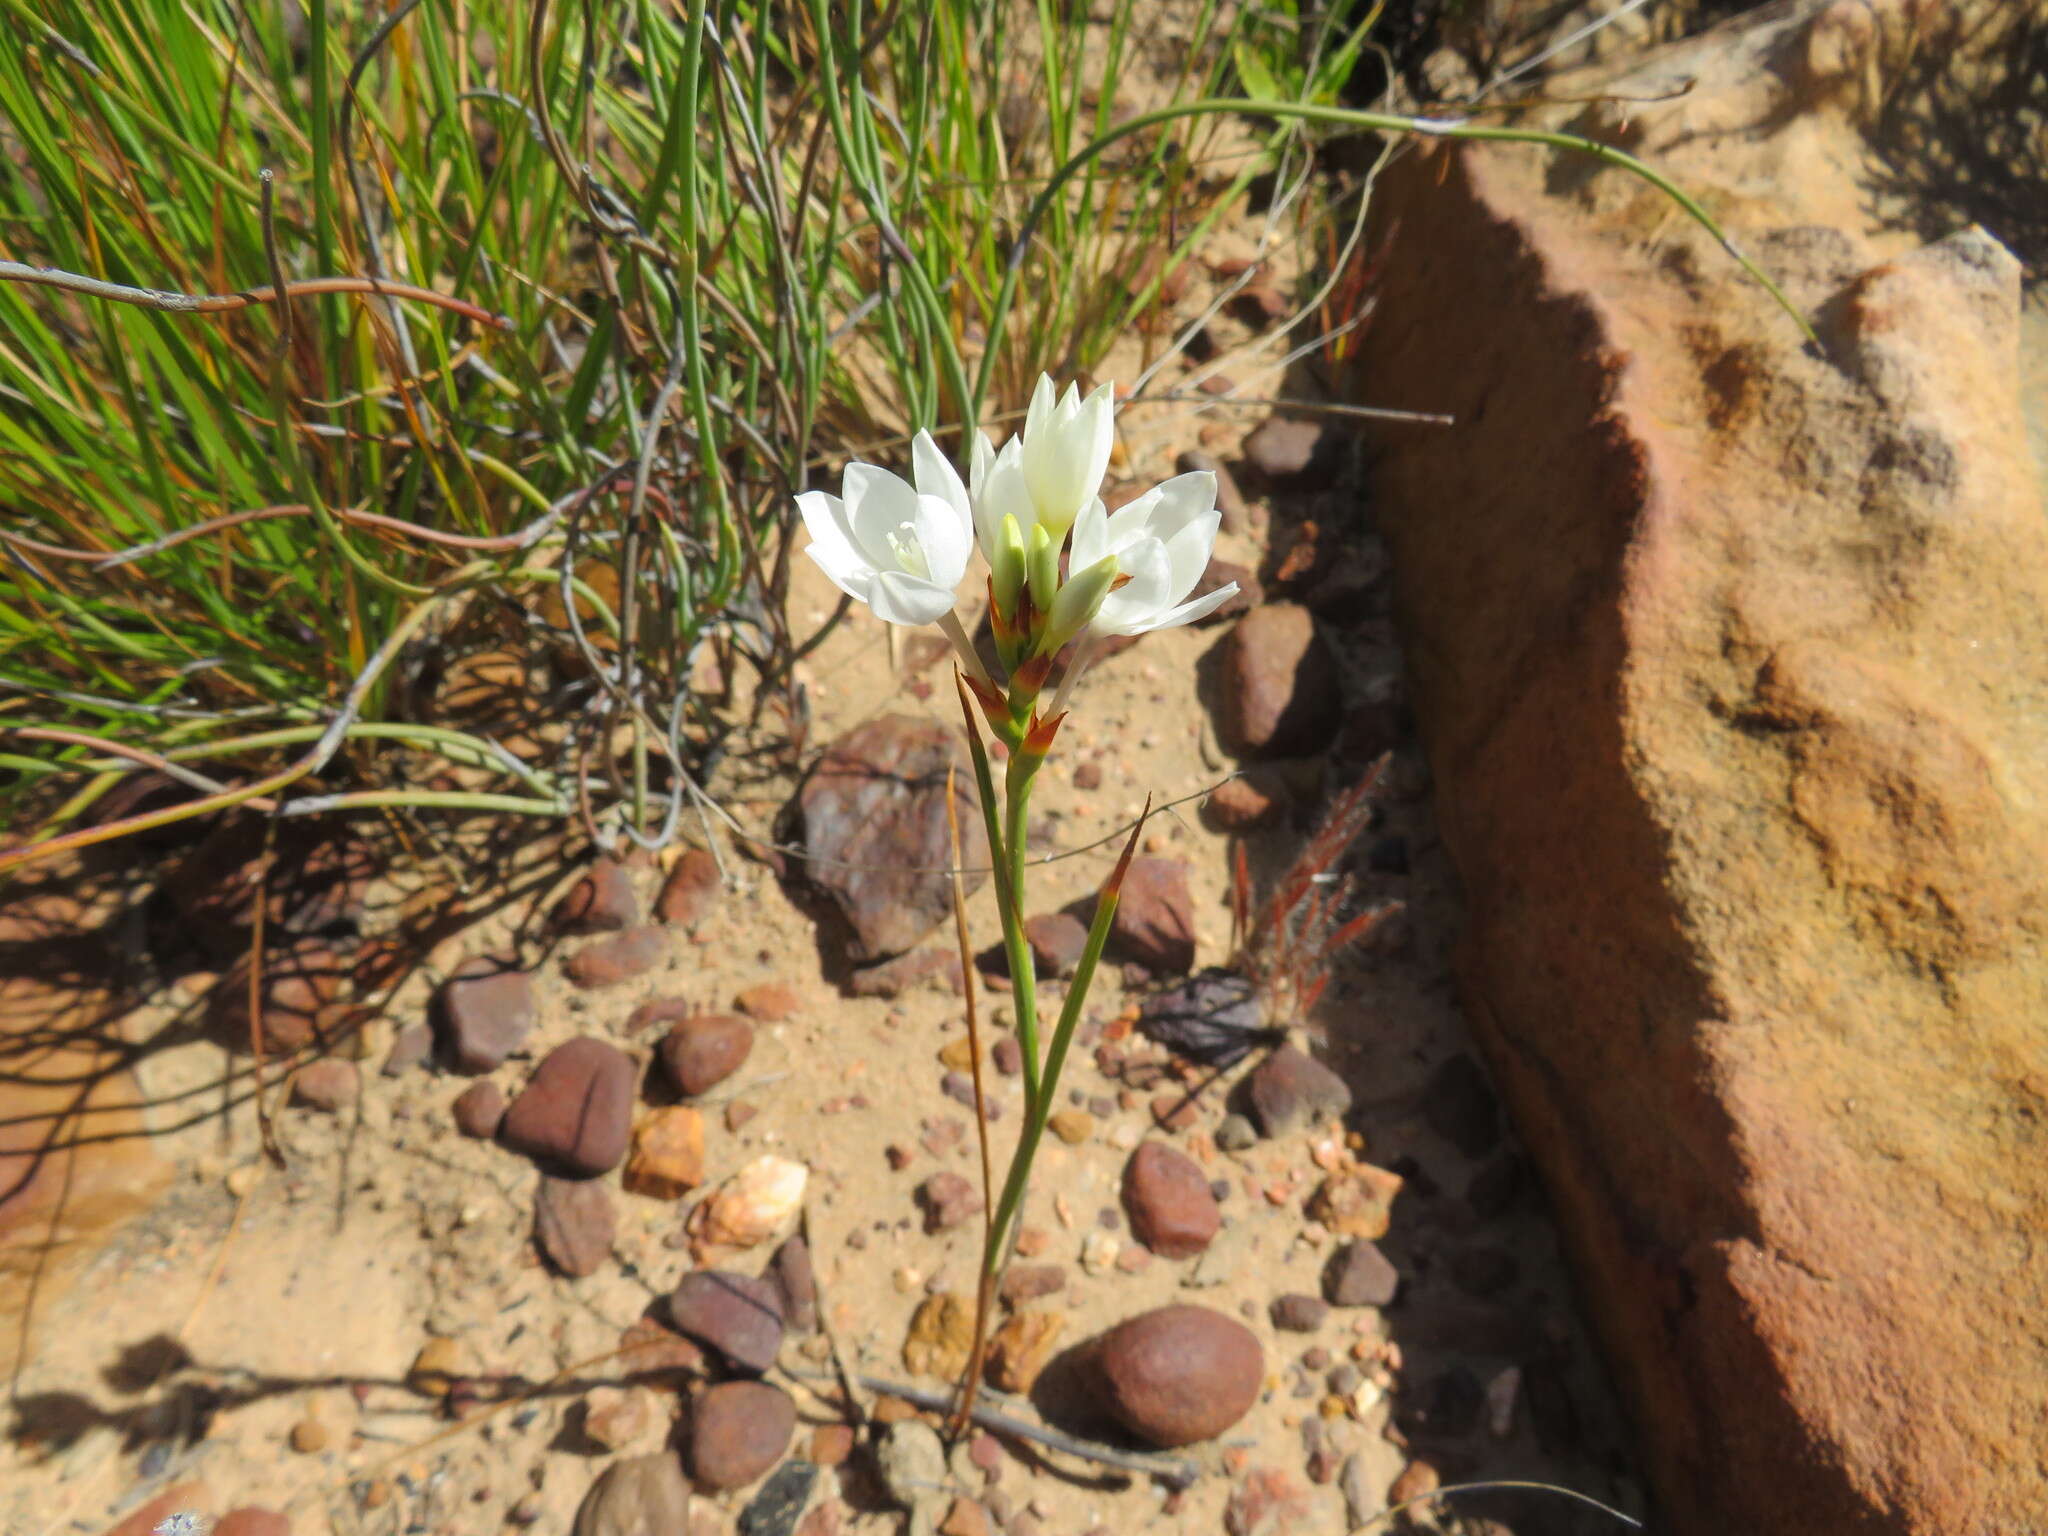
[689,1380,794,1490]
[451,1080,505,1139]
[659,1013,754,1097]
[735,981,802,1021]
[656,846,722,928]
[992,1036,1023,1076]
[670,1271,786,1374]
[939,1496,991,1536]
[555,858,639,934]
[563,925,668,989]
[810,1423,856,1466]
[534,1175,615,1277]
[212,1510,290,1536]
[434,955,534,1073]
[886,1144,914,1171]
[1093,1305,1263,1447]
[291,1059,358,1112]
[502,1038,637,1176]
[1014,1226,1051,1258]
[999,1264,1067,1305]
[1151,1093,1199,1132]
[1073,761,1103,790]
[726,1101,758,1132]
[918,1171,983,1233]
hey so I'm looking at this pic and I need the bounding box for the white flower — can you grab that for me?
[971,376,1116,551]
[1065,471,1235,638]
[797,430,972,627]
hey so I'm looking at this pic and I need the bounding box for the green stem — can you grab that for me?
[1001,752,1042,1113]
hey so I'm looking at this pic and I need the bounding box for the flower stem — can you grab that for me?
[1001,752,1042,1111]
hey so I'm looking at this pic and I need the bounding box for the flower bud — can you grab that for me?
[1039,552,1119,655]
[1027,521,1060,616]
[991,512,1028,625]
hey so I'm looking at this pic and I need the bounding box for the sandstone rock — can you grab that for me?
[796,716,987,962]
[657,846,723,928]
[563,925,669,989]
[1355,6,2048,1528]
[735,981,803,1021]
[1244,1046,1352,1138]
[690,1381,794,1491]
[556,858,639,933]
[451,1080,505,1139]
[502,1038,637,1176]
[1093,1304,1262,1448]
[670,1271,785,1373]
[704,1157,807,1248]
[1110,858,1196,973]
[1422,1054,1499,1158]
[1218,604,1340,760]
[985,1309,1063,1395]
[208,939,346,1054]
[1306,1164,1404,1241]
[917,1171,982,1234]
[625,1107,706,1199]
[573,1452,692,1536]
[435,956,535,1074]
[1325,1240,1401,1308]
[902,1291,975,1381]
[1023,911,1088,978]
[659,1014,754,1097]
[535,1175,615,1277]
[1122,1142,1220,1258]
[290,1059,358,1112]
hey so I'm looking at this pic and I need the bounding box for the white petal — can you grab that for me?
[866,569,957,627]
[1067,495,1110,569]
[796,490,869,581]
[1140,582,1238,633]
[977,439,1036,557]
[1140,471,1216,539]
[911,492,971,588]
[1025,374,1055,445]
[842,461,921,564]
[1098,486,1160,555]
[1094,535,1172,635]
[1159,509,1222,597]
[802,539,874,605]
[1074,382,1117,508]
[970,430,997,499]
[912,430,971,528]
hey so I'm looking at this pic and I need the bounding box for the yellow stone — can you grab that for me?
[1047,1109,1093,1145]
[985,1310,1064,1394]
[623,1106,705,1200]
[902,1291,977,1381]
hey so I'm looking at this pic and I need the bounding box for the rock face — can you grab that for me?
[796,715,987,962]
[1356,5,2048,1531]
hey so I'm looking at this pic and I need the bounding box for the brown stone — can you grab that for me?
[572,1452,691,1536]
[435,955,536,1073]
[212,1511,290,1536]
[1203,774,1284,832]
[1354,9,2048,1529]
[658,1013,753,1097]
[1122,1142,1220,1258]
[556,858,639,934]
[624,1107,706,1199]
[534,1175,615,1277]
[451,1080,506,1139]
[502,1038,637,1176]
[796,716,988,962]
[735,981,802,1021]
[290,1059,358,1112]
[1024,911,1089,978]
[1218,603,1339,760]
[1092,1304,1262,1448]
[1110,859,1196,973]
[1305,1164,1403,1241]
[810,1423,855,1466]
[657,846,722,928]
[669,1271,785,1374]
[689,1380,794,1491]
[917,1171,982,1233]
[902,1291,976,1381]
[563,925,669,989]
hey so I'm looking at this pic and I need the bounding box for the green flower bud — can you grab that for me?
[1040,552,1119,655]
[1027,521,1059,616]
[992,512,1028,624]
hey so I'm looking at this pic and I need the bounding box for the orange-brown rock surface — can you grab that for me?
[1359,3,2047,1532]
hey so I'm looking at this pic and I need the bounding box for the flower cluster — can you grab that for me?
[797,376,1236,749]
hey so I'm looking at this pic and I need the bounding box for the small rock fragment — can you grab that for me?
[1023,912,1088,978]
[670,1271,786,1374]
[1219,604,1341,759]
[739,1460,820,1536]
[407,1337,462,1396]
[1000,1264,1066,1306]
[564,925,669,988]
[556,859,639,934]
[1215,1113,1258,1152]
[382,1021,432,1077]
[451,1080,505,1139]
[1245,1046,1353,1138]
[535,1175,616,1277]
[1048,1109,1094,1144]
[1241,415,1335,487]
[1270,1294,1329,1333]
[1122,1142,1221,1258]
[705,1156,808,1248]
[690,1381,795,1491]
[985,1310,1063,1394]
[1324,1240,1400,1308]
[939,1496,991,1536]
[583,1385,660,1451]
[573,1453,692,1536]
[1306,1164,1405,1241]
[438,958,540,1073]
[657,847,722,928]
[902,1292,976,1381]
[659,1014,754,1097]
[736,981,803,1021]
[918,1171,983,1233]
[770,1234,819,1333]
[288,1416,329,1453]
[877,1420,948,1512]
[1111,859,1197,973]
[290,1060,358,1113]
[1224,1466,1315,1536]
[624,1106,707,1199]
